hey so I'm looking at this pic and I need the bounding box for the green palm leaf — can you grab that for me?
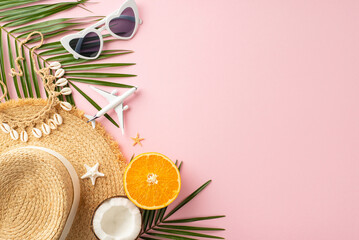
[4,2,87,27]
[0,3,73,22]
[142,210,150,232]
[39,41,63,50]
[153,228,224,239]
[17,23,80,37]
[163,216,226,224]
[139,161,225,239]
[64,63,135,71]
[29,50,40,98]
[146,232,196,240]
[140,237,161,240]
[20,46,34,98]
[147,210,156,230]
[155,207,167,225]
[69,81,119,127]
[7,34,21,98]
[14,40,28,97]
[66,72,136,78]
[0,0,41,11]
[0,5,45,17]
[46,50,132,63]
[26,30,68,43]
[67,78,134,88]
[163,180,212,221]
[159,225,225,231]
[0,29,9,99]
[39,47,70,56]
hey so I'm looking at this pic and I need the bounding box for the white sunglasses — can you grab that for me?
[60,0,142,60]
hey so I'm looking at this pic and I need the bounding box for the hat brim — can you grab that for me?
[0,99,126,239]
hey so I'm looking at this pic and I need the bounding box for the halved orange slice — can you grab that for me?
[124,152,181,210]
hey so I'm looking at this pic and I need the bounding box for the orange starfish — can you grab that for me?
[131,133,145,146]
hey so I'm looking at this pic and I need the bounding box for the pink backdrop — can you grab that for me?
[5,0,359,239]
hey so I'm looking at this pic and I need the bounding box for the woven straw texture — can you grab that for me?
[0,148,73,239]
[0,99,127,240]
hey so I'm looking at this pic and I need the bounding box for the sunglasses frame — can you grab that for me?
[60,0,142,60]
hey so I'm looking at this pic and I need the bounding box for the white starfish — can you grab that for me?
[81,163,105,186]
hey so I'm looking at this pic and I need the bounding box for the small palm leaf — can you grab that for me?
[63,63,135,71]
[68,78,134,88]
[6,34,21,98]
[159,225,225,231]
[0,30,9,100]
[163,180,212,221]
[0,0,42,11]
[163,216,226,224]
[152,228,224,239]
[14,40,29,97]
[139,162,225,239]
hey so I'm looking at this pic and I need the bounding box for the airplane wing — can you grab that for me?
[114,103,125,135]
[90,86,117,102]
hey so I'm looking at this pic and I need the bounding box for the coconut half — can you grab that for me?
[92,197,142,240]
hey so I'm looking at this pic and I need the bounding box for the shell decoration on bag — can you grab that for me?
[32,128,42,138]
[56,78,68,87]
[49,61,61,70]
[60,101,72,111]
[0,58,75,142]
[48,119,57,130]
[20,131,28,142]
[10,129,19,140]
[0,32,75,142]
[53,113,63,125]
[42,123,51,135]
[55,68,65,78]
[0,123,11,134]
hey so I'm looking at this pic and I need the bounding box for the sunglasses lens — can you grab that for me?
[109,7,136,38]
[69,32,100,58]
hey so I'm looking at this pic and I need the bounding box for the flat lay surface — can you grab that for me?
[2,0,359,239]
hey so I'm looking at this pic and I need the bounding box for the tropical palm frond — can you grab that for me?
[0,0,42,11]
[139,162,226,240]
[0,0,135,127]
[0,30,9,100]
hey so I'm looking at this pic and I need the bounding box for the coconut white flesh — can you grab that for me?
[93,197,142,240]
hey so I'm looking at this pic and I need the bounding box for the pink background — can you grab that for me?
[5,0,359,239]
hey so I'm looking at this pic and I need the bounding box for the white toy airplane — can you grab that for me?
[85,86,137,135]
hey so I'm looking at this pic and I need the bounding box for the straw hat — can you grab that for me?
[0,98,127,240]
[0,32,127,240]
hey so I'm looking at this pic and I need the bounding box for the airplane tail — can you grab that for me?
[84,115,96,129]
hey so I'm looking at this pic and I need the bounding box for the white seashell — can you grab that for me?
[10,129,19,140]
[32,128,42,138]
[48,119,57,129]
[1,123,11,133]
[54,113,63,125]
[60,87,72,96]
[60,101,72,111]
[20,131,28,142]
[55,68,65,78]
[42,123,51,135]
[49,62,61,70]
[55,78,68,87]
